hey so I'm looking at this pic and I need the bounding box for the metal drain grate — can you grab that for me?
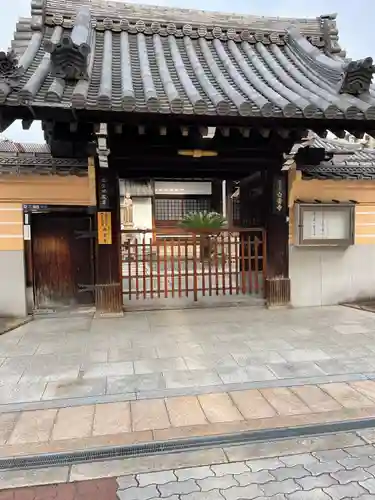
[2,417,375,470]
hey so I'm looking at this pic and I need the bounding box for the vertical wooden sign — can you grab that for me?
[88,157,96,206]
[97,211,112,245]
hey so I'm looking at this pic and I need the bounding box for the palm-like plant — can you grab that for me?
[180,211,226,260]
[179,211,226,231]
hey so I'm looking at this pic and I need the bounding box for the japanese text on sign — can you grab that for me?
[98,211,112,245]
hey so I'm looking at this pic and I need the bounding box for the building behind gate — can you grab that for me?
[0,0,375,315]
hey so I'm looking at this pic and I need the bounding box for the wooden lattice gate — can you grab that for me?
[121,228,266,303]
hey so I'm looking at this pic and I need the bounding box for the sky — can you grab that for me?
[0,0,374,143]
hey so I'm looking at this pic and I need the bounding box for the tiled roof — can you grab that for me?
[0,140,50,153]
[0,1,374,120]
[0,140,87,175]
[300,132,375,179]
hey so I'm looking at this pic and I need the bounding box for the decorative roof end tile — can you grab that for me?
[0,50,23,91]
[45,6,91,81]
[339,57,375,96]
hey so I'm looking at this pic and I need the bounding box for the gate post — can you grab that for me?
[264,170,290,307]
[93,157,123,316]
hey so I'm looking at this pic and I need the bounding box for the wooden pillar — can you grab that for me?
[211,179,222,213]
[264,169,290,306]
[94,164,123,315]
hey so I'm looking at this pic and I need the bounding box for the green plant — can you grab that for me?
[180,211,226,261]
[179,211,226,231]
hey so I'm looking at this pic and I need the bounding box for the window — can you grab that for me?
[295,203,355,246]
[155,197,211,221]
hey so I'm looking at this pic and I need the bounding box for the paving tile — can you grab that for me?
[107,374,166,394]
[271,466,310,481]
[360,478,375,494]
[174,466,214,481]
[117,475,138,490]
[296,474,338,490]
[159,479,200,496]
[43,377,106,400]
[165,396,207,427]
[164,370,222,389]
[93,402,131,436]
[233,350,287,365]
[313,449,350,462]
[260,479,301,496]
[236,470,274,485]
[323,483,366,499]
[108,346,158,362]
[0,412,18,445]
[337,456,375,470]
[304,461,343,476]
[8,409,57,444]
[211,462,249,476]
[52,405,95,440]
[198,393,244,423]
[289,490,331,500]
[218,366,275,384]
[131,399,170,431]
[267,362,325,379]
[222,484,263,499]
[137,470,176,486]
[260,387,311,416]
[357,428,375,444]
[134,358,187,374]
[184,491,224,500]
[349,380,375,403]
[246,458,285,472]
[279,349,330,363]
[0,467,69,489]
[117,485,159,500]
[184,354,238,370]
[0,381,46,404]
[82,361,134,378]
[198,475,237,491]
[229,389,276,420]
[291,385,342,412]
[334,324,369,334]
[344,445,375,457]
[280,454,318,467]
[319,382,374,408]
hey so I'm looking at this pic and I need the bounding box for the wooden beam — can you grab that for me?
[22,119,33,130]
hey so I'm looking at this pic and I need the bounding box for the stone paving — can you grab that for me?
[3,380,375,457]
[4,430,375,497]
[1,305,375,408]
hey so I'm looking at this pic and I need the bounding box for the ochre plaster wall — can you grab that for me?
[0,175,91,207]
[288,169,375,245]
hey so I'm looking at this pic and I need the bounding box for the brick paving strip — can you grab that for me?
[3,381,375,458]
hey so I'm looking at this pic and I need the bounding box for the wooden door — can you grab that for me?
[32,213,94,309]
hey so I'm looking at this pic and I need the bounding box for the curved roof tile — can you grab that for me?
[0,1,373,119]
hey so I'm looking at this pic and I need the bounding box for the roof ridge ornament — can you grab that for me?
[319,14,346,58]
[0,50,23,95]
[45,6,91,80]
[339,58,375,96]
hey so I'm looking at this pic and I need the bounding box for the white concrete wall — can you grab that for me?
[290,245,375,307]
[133,197,153,243]
[0,250,27,317]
